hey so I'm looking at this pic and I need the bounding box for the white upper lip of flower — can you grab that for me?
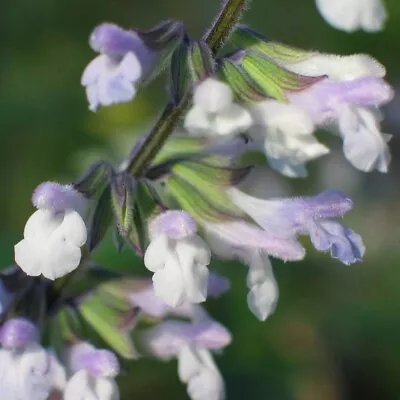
[184,78,253,137]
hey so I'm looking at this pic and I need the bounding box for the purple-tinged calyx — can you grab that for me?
[0,318,38,349]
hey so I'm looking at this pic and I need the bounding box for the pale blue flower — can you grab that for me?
[81,23,153,111]
[229,188,365,265]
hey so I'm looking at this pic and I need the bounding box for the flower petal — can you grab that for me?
[23,209,62,242]
[14,239,43,277]
[193,79,233,114]
[144,235,170,272]
[213,104,253,136]
[152,253,185,307]
[246,253,279,321]
[339,106,391,172]
[285,54,386,81]
[43,236,82,280]
[316,0,387,33]
[81,55,109,86]
[178,346,202,383]
[184,106,213,136]
[58,210,87,247]
[117,52,142,83]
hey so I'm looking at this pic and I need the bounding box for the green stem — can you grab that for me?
[206,0,249,54]
[128,99,189,176]
[127,0,248,177]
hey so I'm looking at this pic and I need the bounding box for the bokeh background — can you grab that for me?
[1,0,400,399]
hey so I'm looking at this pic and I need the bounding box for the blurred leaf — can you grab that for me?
[78,292,137,359]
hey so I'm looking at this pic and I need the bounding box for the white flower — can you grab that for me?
[178,346,225,400]
[81,23,154,111]
[64,342,120,400]
[184,78,252,137]
[337,105,391,172]
[14,209,87,280]
[316,0,387,33]
[144,211,211,307]
[0,344,52,400]
[143,320,230,400]
[249,100,329,177]
[245,252,279,321]
[48,350,68,393]
[286,77,393,173]
[64,370,119,400]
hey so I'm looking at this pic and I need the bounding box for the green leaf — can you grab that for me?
[78,292,137,359]
[88,185,114,252]
[242,53,323,102]
[220,59,268,102]
[188,40,215,81]
[44,307,83,358]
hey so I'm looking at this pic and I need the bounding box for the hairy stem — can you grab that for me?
[206,0,249,54]
[127,0,248,177]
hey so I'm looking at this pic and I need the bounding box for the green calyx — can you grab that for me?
[241,52,324,102]
[220,58,268,102]
[230,25,313,63]
[188,40,216,81]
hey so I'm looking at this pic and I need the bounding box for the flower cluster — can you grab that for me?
[1,1,394,399]
[186,58,392,176]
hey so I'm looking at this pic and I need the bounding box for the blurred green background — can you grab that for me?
[2,0,400,399]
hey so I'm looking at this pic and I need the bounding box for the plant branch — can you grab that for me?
[126,0,249,177]
[206,0,249,54]
[48,0,249,312]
